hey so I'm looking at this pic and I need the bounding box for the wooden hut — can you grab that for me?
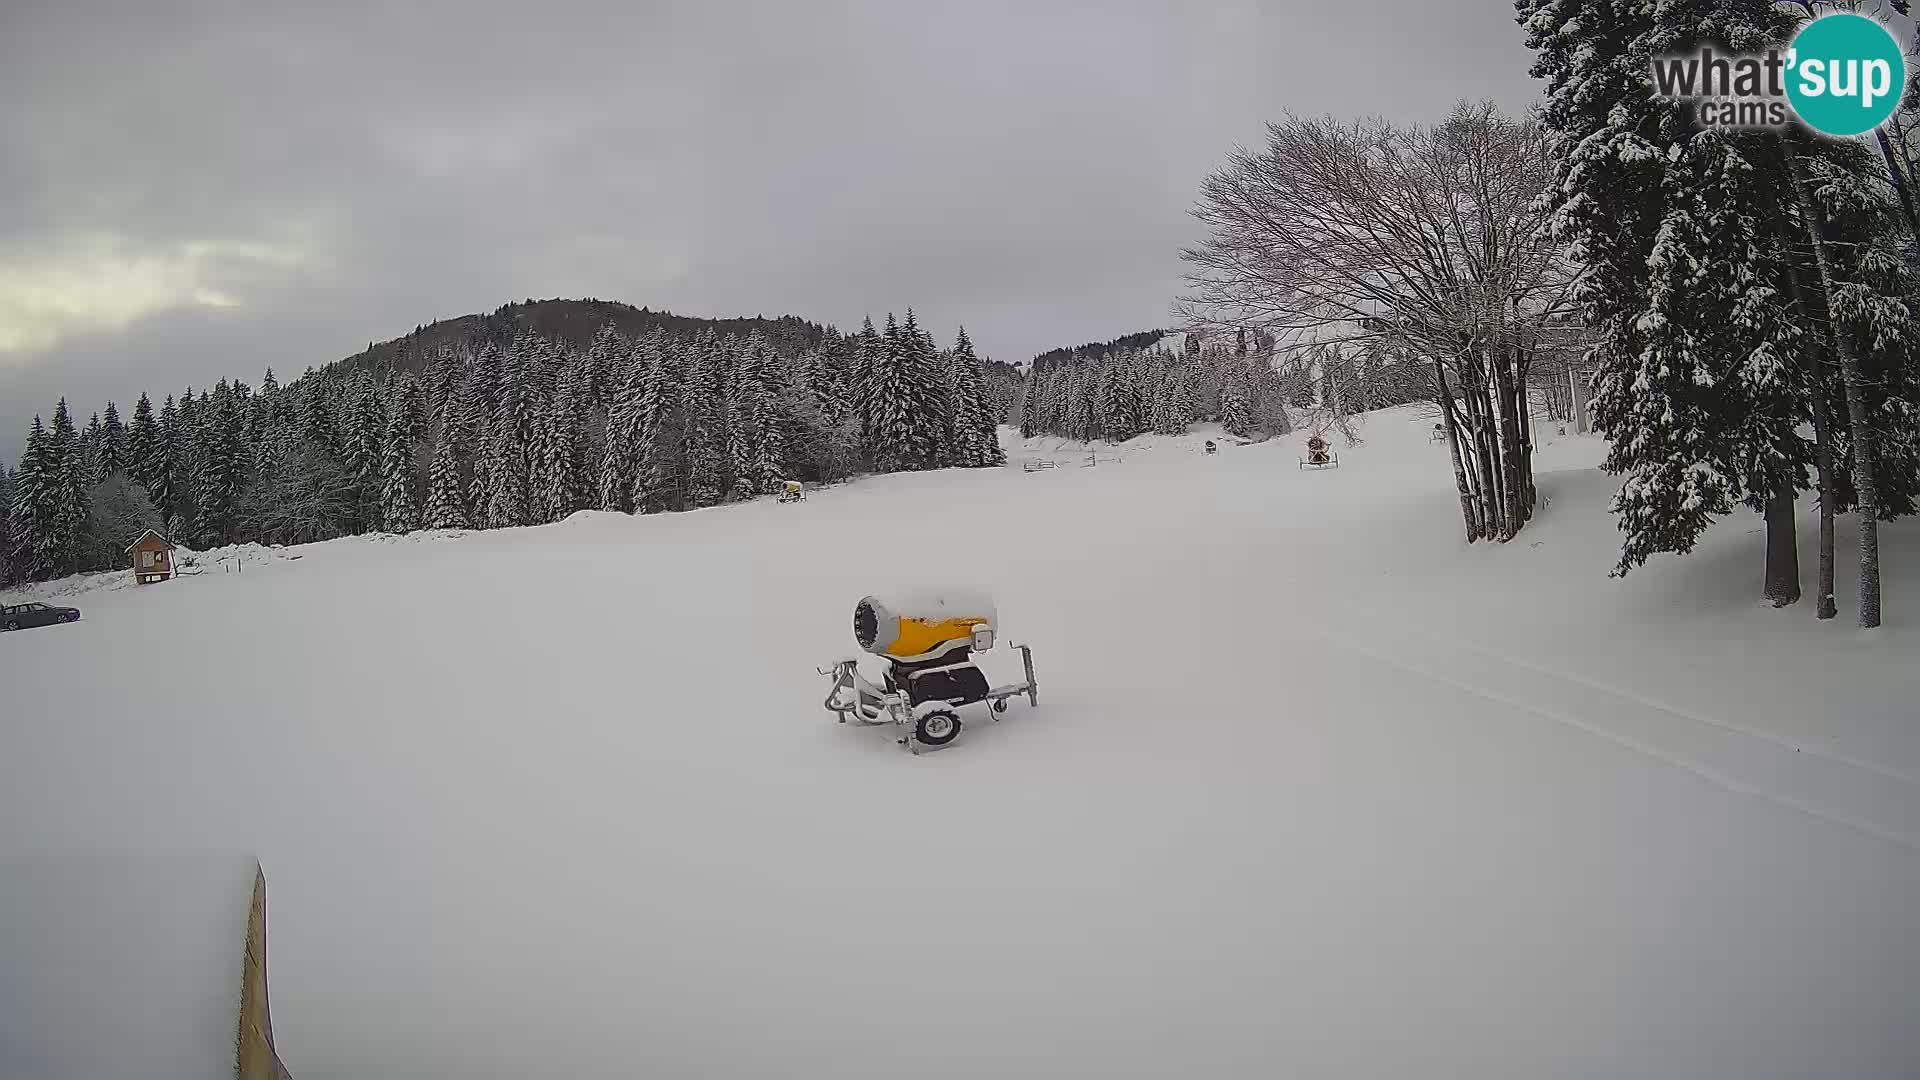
[128,530,176,584]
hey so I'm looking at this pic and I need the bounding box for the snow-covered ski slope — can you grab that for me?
[4,408,1916,1079]
[0,854,281,1080]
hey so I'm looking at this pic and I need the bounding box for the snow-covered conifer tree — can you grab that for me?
[0,465,16,587]
[681,337,725,507]
[11,418,59,580]
[584,324,626,412]
[560,382,590,517]
[898,311,948,468]
[482,416,528,528]
[420,349,457,433]
[1062,364,1091,441]
[858,309,946,471]
[461,342,503,445]
[380,375,425,532]
[1525,0,1812,583]
[147,396,181,535]
[47,400,90,574]
[467,417,492,523]
[632,336,684,512]
[192,383,244,546]
[867,314,911,470]
[807,331,850,427]
[723,344,756,497]
[529,365,588,524]
[1018,368,1043,439]
[426,429,469,530]
[599,344,643,514]
[1220,360,1252,437]
[528,394,571,523]
[949,327,1001,465]
[1097,354,1142,442]
[81,413,105,486]
[339,372,386,531]
[736,333,787,490]
[1149,365,1177,435]
[852,316,881,452]
[126,394,158,491]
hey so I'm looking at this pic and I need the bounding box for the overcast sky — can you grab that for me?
[1,0,1540,460]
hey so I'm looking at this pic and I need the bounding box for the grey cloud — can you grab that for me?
[1,0,1542,460]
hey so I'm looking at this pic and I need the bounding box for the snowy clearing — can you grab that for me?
[4,409,1917,1079]
[0,854,263,1080]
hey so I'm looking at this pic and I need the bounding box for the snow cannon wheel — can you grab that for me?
[915,708,962,747]
[991,698,1008,714]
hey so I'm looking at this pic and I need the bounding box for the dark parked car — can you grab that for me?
[1,602,81,631]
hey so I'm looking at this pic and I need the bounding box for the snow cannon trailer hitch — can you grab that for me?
[819,590,1038,754]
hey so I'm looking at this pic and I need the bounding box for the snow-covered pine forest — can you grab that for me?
[1015,327,1446,444]
[1518,0,1920,627]
[1016,330,1293,442]
[0,307,1015,585]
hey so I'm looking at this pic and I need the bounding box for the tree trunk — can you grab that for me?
[1469,401,1500,537]
[1474,392,1498,521]
[1764,483,1801,607]
[1809,377,1840,621]
[1774,206,1839,620]
[1519,353,1537,518]
[1874,127,1920,251]
[1508,330,1536,524]
[1462,350,1504,539]
[1788,142,1884,629]
[1435,359,1481,542]
[1491,339,1523,539]
[1892,112,1920,220]
[1506,360,1526,530]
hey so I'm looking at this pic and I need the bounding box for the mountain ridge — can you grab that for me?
[324,298,832,379]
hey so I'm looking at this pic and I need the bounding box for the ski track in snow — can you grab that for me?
[1392,618,1920,790]
[1308,625,1920,855]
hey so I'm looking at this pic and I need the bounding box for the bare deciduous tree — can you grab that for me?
[1179,102,1576,542]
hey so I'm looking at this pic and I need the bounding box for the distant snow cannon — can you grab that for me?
[822,588,1038,753]
[1299,433,1339,470]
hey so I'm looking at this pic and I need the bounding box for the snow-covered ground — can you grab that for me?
[0,854,262,1080]
[4,408,1916,1079]
[3,540,308,603]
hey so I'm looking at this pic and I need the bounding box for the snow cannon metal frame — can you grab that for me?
[819,590,1038,754]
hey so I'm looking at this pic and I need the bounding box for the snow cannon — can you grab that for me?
[821,588,1038,754]
[853,589,998,661]
[1299,433,1339,470]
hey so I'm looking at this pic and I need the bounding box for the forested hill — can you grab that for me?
[335,299,831,378]
[1029,329,1167,372]
[1,300,1021,589]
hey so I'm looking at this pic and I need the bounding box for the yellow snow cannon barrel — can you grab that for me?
[853,589,997,661]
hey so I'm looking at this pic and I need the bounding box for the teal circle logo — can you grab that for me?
[1786,14,1906,137]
